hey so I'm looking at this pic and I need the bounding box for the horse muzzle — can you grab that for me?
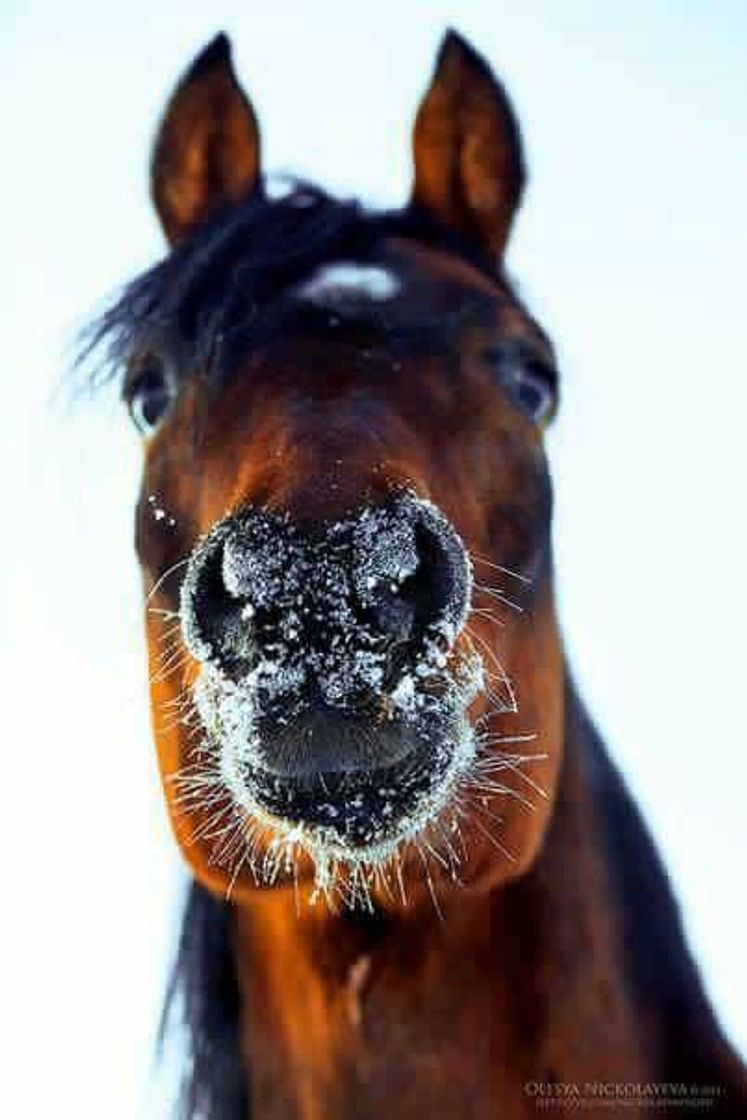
[179,493,482,851]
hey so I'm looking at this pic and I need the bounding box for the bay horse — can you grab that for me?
[94,30,746,1119]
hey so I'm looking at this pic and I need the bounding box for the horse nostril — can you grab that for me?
[410,517,471,634]
[180,529,259,673]
[362,578,418,646]
[353,497,472,649]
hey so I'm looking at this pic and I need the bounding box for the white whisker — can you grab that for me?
[147,556,191,603]
[471,552,532,585]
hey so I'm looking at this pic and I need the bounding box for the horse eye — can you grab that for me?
[128,362,173,435]
[507,364,555,424]
[483,347,557,425]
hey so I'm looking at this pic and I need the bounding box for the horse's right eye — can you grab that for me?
[127,363,174,435]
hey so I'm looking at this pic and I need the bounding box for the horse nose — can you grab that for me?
[179,510,298,676]
[179,497,471,680]
[351,499,472,650]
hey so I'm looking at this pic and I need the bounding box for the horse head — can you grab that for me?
[107,31,564,909]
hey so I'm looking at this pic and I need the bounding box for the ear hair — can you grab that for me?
[151,33,262,246]
[411,30,526,259]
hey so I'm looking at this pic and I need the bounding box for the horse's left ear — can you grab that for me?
[411,30,526,260]
[151,33,262,246]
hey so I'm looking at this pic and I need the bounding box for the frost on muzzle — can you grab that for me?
[177,493,483,855]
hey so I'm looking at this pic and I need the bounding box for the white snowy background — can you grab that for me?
[1,2,745,1116]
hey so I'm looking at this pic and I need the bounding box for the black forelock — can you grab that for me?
[84,181,497,388]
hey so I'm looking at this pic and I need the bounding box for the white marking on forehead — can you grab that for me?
[299,262,401,307]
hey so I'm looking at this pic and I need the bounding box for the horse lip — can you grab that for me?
[236,724,459,847]
[247,738,423,795]
[243,721,430,813]
[250,705,419,780]
[236,734,432,842]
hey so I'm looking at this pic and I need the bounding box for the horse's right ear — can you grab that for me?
[151,34,261,246]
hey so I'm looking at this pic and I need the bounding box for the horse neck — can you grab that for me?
[229,681,658,1120]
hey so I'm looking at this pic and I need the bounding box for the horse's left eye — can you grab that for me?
[507,364,555,424]
[484,347,557,425]
[127,362,174,435]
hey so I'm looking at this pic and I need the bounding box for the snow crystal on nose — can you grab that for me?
[298,262,400,307]
[352,506,419,606]
[221,517,300,608]
[183,494,474,721]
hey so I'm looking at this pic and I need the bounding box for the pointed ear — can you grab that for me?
[151,34,261,246]
[411,30,526,259]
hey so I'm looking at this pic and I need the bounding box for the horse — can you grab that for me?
[91,29,746,1119]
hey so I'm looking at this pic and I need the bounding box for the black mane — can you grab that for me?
[162,883,247,1120]
[88,182,495,388]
